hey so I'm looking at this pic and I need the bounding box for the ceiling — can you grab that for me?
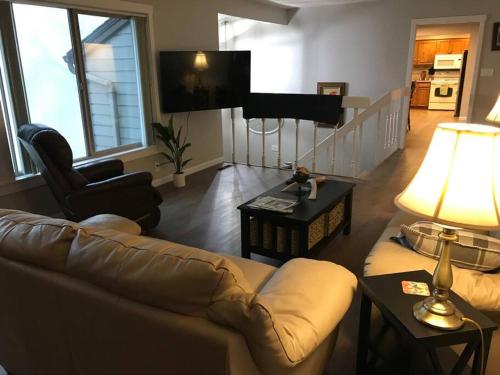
[257,0,376,8]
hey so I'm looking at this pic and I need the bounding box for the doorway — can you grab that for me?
[402,16,486,140]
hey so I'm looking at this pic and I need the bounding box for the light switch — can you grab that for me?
[480,68,494,77]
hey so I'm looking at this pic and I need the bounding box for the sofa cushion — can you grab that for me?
[79,214,142,235]
[398,221,500,272]
[66,228,254,316]
[0,209,78,272]
[225,254,276,292]
[365,211,500,311]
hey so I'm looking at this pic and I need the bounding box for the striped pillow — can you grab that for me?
[399,222,500,272]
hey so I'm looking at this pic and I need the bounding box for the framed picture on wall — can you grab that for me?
[493,22,500,51]
[317,82,347,128]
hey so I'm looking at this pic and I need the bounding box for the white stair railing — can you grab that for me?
[298,87,410,178]
[225,87,410,179]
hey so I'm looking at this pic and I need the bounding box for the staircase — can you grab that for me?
[223,87,410,179]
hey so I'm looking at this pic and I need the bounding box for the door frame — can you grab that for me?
[400,15,487,149]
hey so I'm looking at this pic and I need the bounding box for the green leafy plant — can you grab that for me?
[152,116,192,174]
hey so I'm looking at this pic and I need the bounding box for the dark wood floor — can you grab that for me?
[150,110,457,374]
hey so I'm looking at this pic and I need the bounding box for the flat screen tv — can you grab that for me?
[159,50,251,113]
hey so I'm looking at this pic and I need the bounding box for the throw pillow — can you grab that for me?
[394,221,500,272]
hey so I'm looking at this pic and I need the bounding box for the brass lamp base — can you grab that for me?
[413,297,464,330]
[413,226,465,331]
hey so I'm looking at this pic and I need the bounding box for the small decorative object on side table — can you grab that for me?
[356,271,497,375]
[282,166,326,200]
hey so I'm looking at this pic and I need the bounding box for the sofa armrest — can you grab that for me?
[75,159,124,183]
[249,258,357,369]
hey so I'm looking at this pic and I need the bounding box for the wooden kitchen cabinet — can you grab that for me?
[414,38,469,65]
[436,40,451,54]
[414,40,437,65]
[411,82,431,108]
[449,38,469,54]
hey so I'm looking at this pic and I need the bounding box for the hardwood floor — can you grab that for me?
[0,109,455,375]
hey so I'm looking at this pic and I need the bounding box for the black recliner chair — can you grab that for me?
[18,123,162,231]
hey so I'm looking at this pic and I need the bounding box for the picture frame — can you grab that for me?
[317,82,347,128]
[493,22,500,51]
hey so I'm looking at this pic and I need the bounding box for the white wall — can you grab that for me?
[294,0,500,123]
[220,0,500,176]
[219,15,313,170]
[128,0,289,179]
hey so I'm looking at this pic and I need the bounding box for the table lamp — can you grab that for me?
[486,94,500,124]
[394,123,500,330]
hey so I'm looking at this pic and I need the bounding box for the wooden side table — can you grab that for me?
[356,271,497,375]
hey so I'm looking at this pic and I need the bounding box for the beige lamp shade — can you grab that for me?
[487,94,500,123]
[395,123,500,230]
[194,51,208,70]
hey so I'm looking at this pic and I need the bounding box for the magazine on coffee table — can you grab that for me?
[247,196,298,213]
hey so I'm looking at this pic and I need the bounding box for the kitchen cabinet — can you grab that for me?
[449,38,469,54]
[414,40,437,65]
[414,38,469,65]
[411,81,431,108]
[436,40,451,54]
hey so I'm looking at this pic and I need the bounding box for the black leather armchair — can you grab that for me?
[18,123,162,230]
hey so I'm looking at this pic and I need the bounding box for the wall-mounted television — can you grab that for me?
[159,50,251,113]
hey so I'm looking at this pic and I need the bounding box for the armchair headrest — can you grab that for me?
[18,123,74,171]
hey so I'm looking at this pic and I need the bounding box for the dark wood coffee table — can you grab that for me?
[238,179,354,260]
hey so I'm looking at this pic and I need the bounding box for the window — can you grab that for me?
[0,2,150,176]
[13,4,87,158]
[0,28,23,176]
[78,14,146,153]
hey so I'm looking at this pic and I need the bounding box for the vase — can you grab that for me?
[173,172,185,188]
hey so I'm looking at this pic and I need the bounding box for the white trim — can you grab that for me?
[401,15,487,149]
[144,5,161,123]
[416,34,471,41]
[75,144,159,165]
[152,157,225,187]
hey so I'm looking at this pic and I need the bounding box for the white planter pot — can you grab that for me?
[173,172,186,188]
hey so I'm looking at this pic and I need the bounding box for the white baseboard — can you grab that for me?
[152,157,224,187]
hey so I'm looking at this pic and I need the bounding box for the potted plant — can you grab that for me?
[152,116,192,188]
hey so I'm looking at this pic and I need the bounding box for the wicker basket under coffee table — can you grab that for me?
[238,180,354,260]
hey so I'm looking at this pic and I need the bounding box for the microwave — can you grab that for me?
[434,54,463,70]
